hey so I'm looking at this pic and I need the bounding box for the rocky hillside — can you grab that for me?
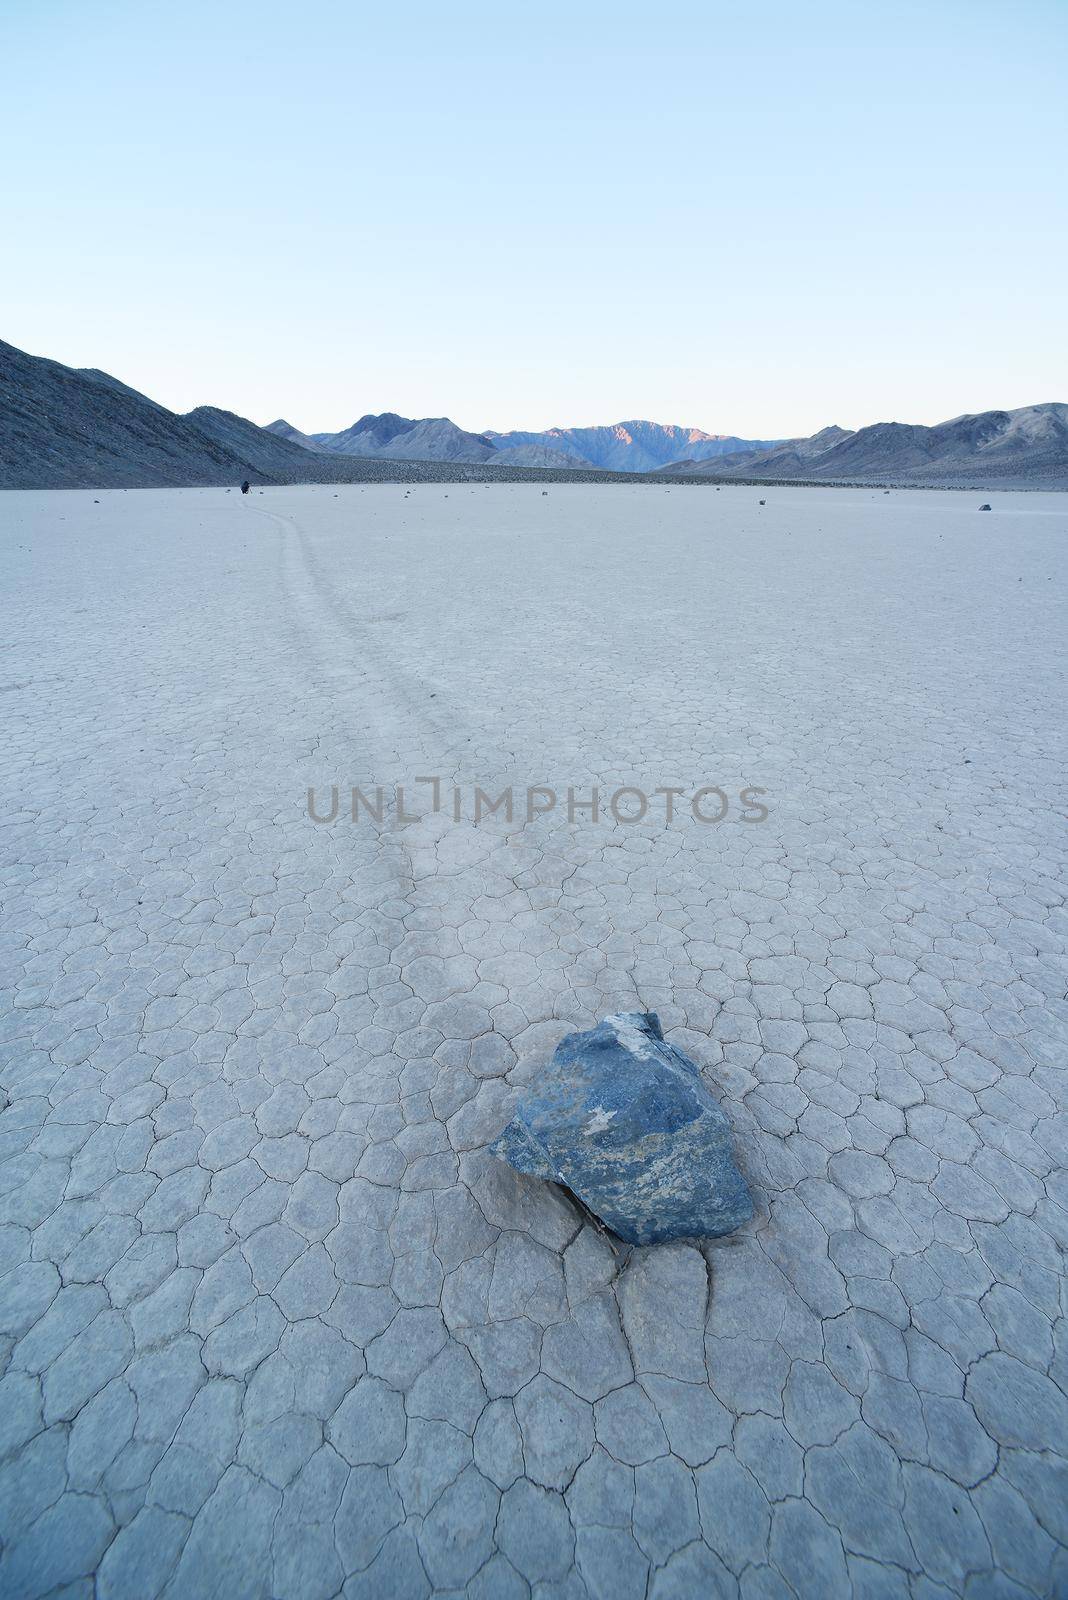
[489,442,593,469]
[0,339,346,489]
[665,407,1068,488]
[308,413,500,464]
[187,407,332,478]
[1,339,252,489]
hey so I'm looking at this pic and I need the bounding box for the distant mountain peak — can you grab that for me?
[306,412,499,465]
[265,418,325,452]
[481,419,785,472]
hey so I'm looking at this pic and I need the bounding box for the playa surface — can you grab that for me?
[1,482,1066,1598]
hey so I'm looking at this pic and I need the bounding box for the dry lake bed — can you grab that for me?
[1,482,1066,1599]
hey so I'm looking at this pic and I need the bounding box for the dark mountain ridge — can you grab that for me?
[0,339,256,490]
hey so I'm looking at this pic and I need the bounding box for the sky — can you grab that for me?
[2,0,1065,438]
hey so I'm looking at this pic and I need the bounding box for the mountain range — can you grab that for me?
[0,340,618,490]
[2,335,1065,489]
[484,421,784,473]
[299,411,588,469]
[267,414,781,472]
[661,408,1068,487]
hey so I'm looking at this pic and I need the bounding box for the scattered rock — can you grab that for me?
[491,1012,753,1245]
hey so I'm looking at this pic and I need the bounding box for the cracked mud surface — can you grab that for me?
[1,482,1066,1598]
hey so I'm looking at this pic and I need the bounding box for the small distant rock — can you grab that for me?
[491,1012,753,1245]
[979,503,992,511]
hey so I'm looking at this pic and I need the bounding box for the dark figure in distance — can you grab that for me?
[241,480,250,495]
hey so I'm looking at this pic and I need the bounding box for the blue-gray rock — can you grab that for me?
[491,1013,752,1245]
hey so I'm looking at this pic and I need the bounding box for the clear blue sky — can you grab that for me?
[2,0,1065,437]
